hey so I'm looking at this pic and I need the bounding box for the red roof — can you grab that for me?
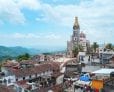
[0,85,16,92]
[3,61,19,67]
[16,80,31,90]
[48,62,61,70]
[36,84,62,92]
[10,63,52,77]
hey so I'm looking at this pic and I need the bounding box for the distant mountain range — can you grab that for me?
[0,46,41,57]
[0,46,66,61]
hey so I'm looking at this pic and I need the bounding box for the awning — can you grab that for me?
[79,75,90,82]
[74,80,90,86]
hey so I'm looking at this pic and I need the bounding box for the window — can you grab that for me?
[74,37,77,41]
[8,79,11,83]
[3,79,7,85]
[16,78,18,81]
[23,77,25,80]
[35,73,37,77]
[29,75,31,79]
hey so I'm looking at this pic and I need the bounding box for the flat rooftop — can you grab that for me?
[92,68,114,74]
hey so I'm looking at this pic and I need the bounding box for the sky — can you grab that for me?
[0,0,114,49]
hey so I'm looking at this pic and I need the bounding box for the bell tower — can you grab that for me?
[72,17,80,46]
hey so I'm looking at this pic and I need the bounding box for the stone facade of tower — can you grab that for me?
[67,17,90,57]
[72,17,80,47]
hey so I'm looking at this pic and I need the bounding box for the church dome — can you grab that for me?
[80,32,86,38]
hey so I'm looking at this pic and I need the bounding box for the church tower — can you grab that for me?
[67,17,80,57]
[72,17,80,46]
[67,17,89,57]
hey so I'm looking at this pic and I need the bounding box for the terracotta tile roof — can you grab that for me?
[51,84,62,92]
[48,62,61,70]
[4,61,61,78]
[9,63,53,78]
[16,80,27,85]
[36,84,62,92]
[110,55,114,62]
[48,62,61,77]
[16,80,32,90]
[52,72,63,78]
[0,85,16,92]
[2,61,19,67]
[20,60,38,65]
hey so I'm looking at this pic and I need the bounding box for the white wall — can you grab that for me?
[3,75,16,86]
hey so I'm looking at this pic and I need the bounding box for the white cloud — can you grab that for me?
[0,32,63,47]
[0,0,114,44]
[52,0,58,3]
[0,20,3,25]
[41,0,114,27]
[0,0,41,24]
[38,0,114,43]
[36,17,47,22]
[0,33,61,40]
[0,0,25,24]
[13,33,40,39]
[17,0,41,10]
[0,0,114,27]
[45,34,60,39]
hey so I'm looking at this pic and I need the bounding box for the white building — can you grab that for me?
[1,62,58,86]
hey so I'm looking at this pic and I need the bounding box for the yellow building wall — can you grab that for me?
[91,80,103,89]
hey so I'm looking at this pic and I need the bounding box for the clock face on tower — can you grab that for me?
[74,37,77,41]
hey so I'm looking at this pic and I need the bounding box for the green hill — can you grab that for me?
[0,46,66,61]
[0,46,41,61]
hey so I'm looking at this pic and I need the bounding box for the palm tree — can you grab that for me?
[78,44,84,52]
[73,46,79,57]
[105,43,113,50]
[72,45,84,57]
[91,42,99,53]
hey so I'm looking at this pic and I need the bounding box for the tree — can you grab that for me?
[73,46,79,57]
[0,63,2,72]
[0,56,14,62]
[105,43,113,50]
[17,53,30,62]
[43,52,51,55]
[24,53,30,59]
[113,46,114,50]
[91,42,99,53]
[72,45,84,57]
[78,44,84,52]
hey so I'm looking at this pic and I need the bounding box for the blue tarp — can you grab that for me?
[79,75,90,82]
